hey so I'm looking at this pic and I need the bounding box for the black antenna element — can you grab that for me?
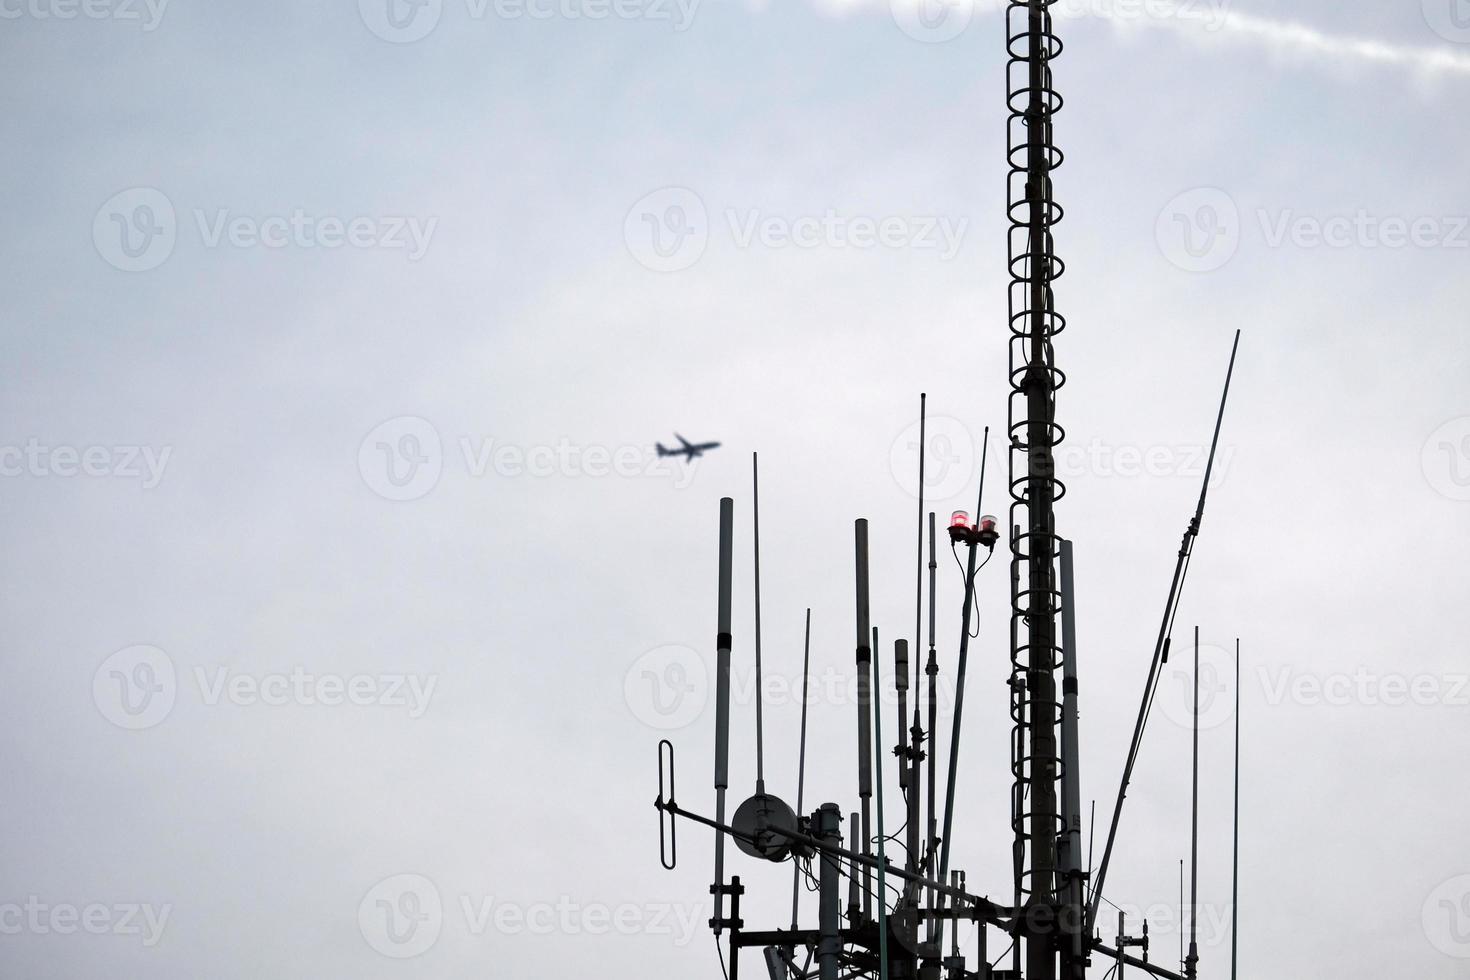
[909,395,928,923]
[916,392,927,695]
[1232,638,1241,980]
[937,426,990,897]
[712,498,735,935]
[873,628,891,980]
[1088,329,1242,937]
[753,455,766,795]
[791,609,812,932]
[854,519,874,921]
[1185,626,1200,980]
[924,510,939,945]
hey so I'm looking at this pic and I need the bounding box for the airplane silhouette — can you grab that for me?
[656,433,721,461]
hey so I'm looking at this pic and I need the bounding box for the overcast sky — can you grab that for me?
[3,0,1469,977]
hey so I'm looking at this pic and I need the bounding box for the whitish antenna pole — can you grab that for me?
[753,454,766,794]
[1185,626,1200,980]
[1232,638,1241,980]
[855,519,875,921]
[791,609,813,932]
[713,497,735,935]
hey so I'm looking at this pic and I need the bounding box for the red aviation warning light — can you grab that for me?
[950,511,1000,549]
[977,514,1000,549]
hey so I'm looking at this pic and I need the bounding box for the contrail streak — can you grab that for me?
[817,0,1470,78]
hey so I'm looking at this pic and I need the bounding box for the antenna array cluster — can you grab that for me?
[652,4,1244,978]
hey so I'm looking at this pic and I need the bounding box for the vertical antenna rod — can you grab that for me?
[909,394,927,914]
[1057,539,1085,970]
[874,629,892,980]
[938,427,991,896]
[1088,329,1242,937]
[791,609,813,932]
[924,511,940,943]
[816,804,843,980]
[855,519,875,921]
[713,497,735,935]
[753,454,766,794]
[1185,626,1200,980]
[916,393,927,696]
[1232,638,1241,980]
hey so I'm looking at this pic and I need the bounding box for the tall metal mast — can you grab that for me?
[1006,0,1068,977]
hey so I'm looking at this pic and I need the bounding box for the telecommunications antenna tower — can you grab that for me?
[652,4,1245,979]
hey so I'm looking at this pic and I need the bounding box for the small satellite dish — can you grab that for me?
[732,793,798,863]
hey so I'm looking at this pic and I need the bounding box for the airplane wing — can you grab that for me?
[676,433,694,451]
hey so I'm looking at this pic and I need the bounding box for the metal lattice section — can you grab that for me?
[1005,2,1068,974]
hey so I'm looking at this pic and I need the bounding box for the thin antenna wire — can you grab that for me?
[916,393,926,694]
[753,453,766,793]
[974,426,991,533]
[1187,625,1200,980]
[1232,637,1241,980]
[791,608,812,932]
